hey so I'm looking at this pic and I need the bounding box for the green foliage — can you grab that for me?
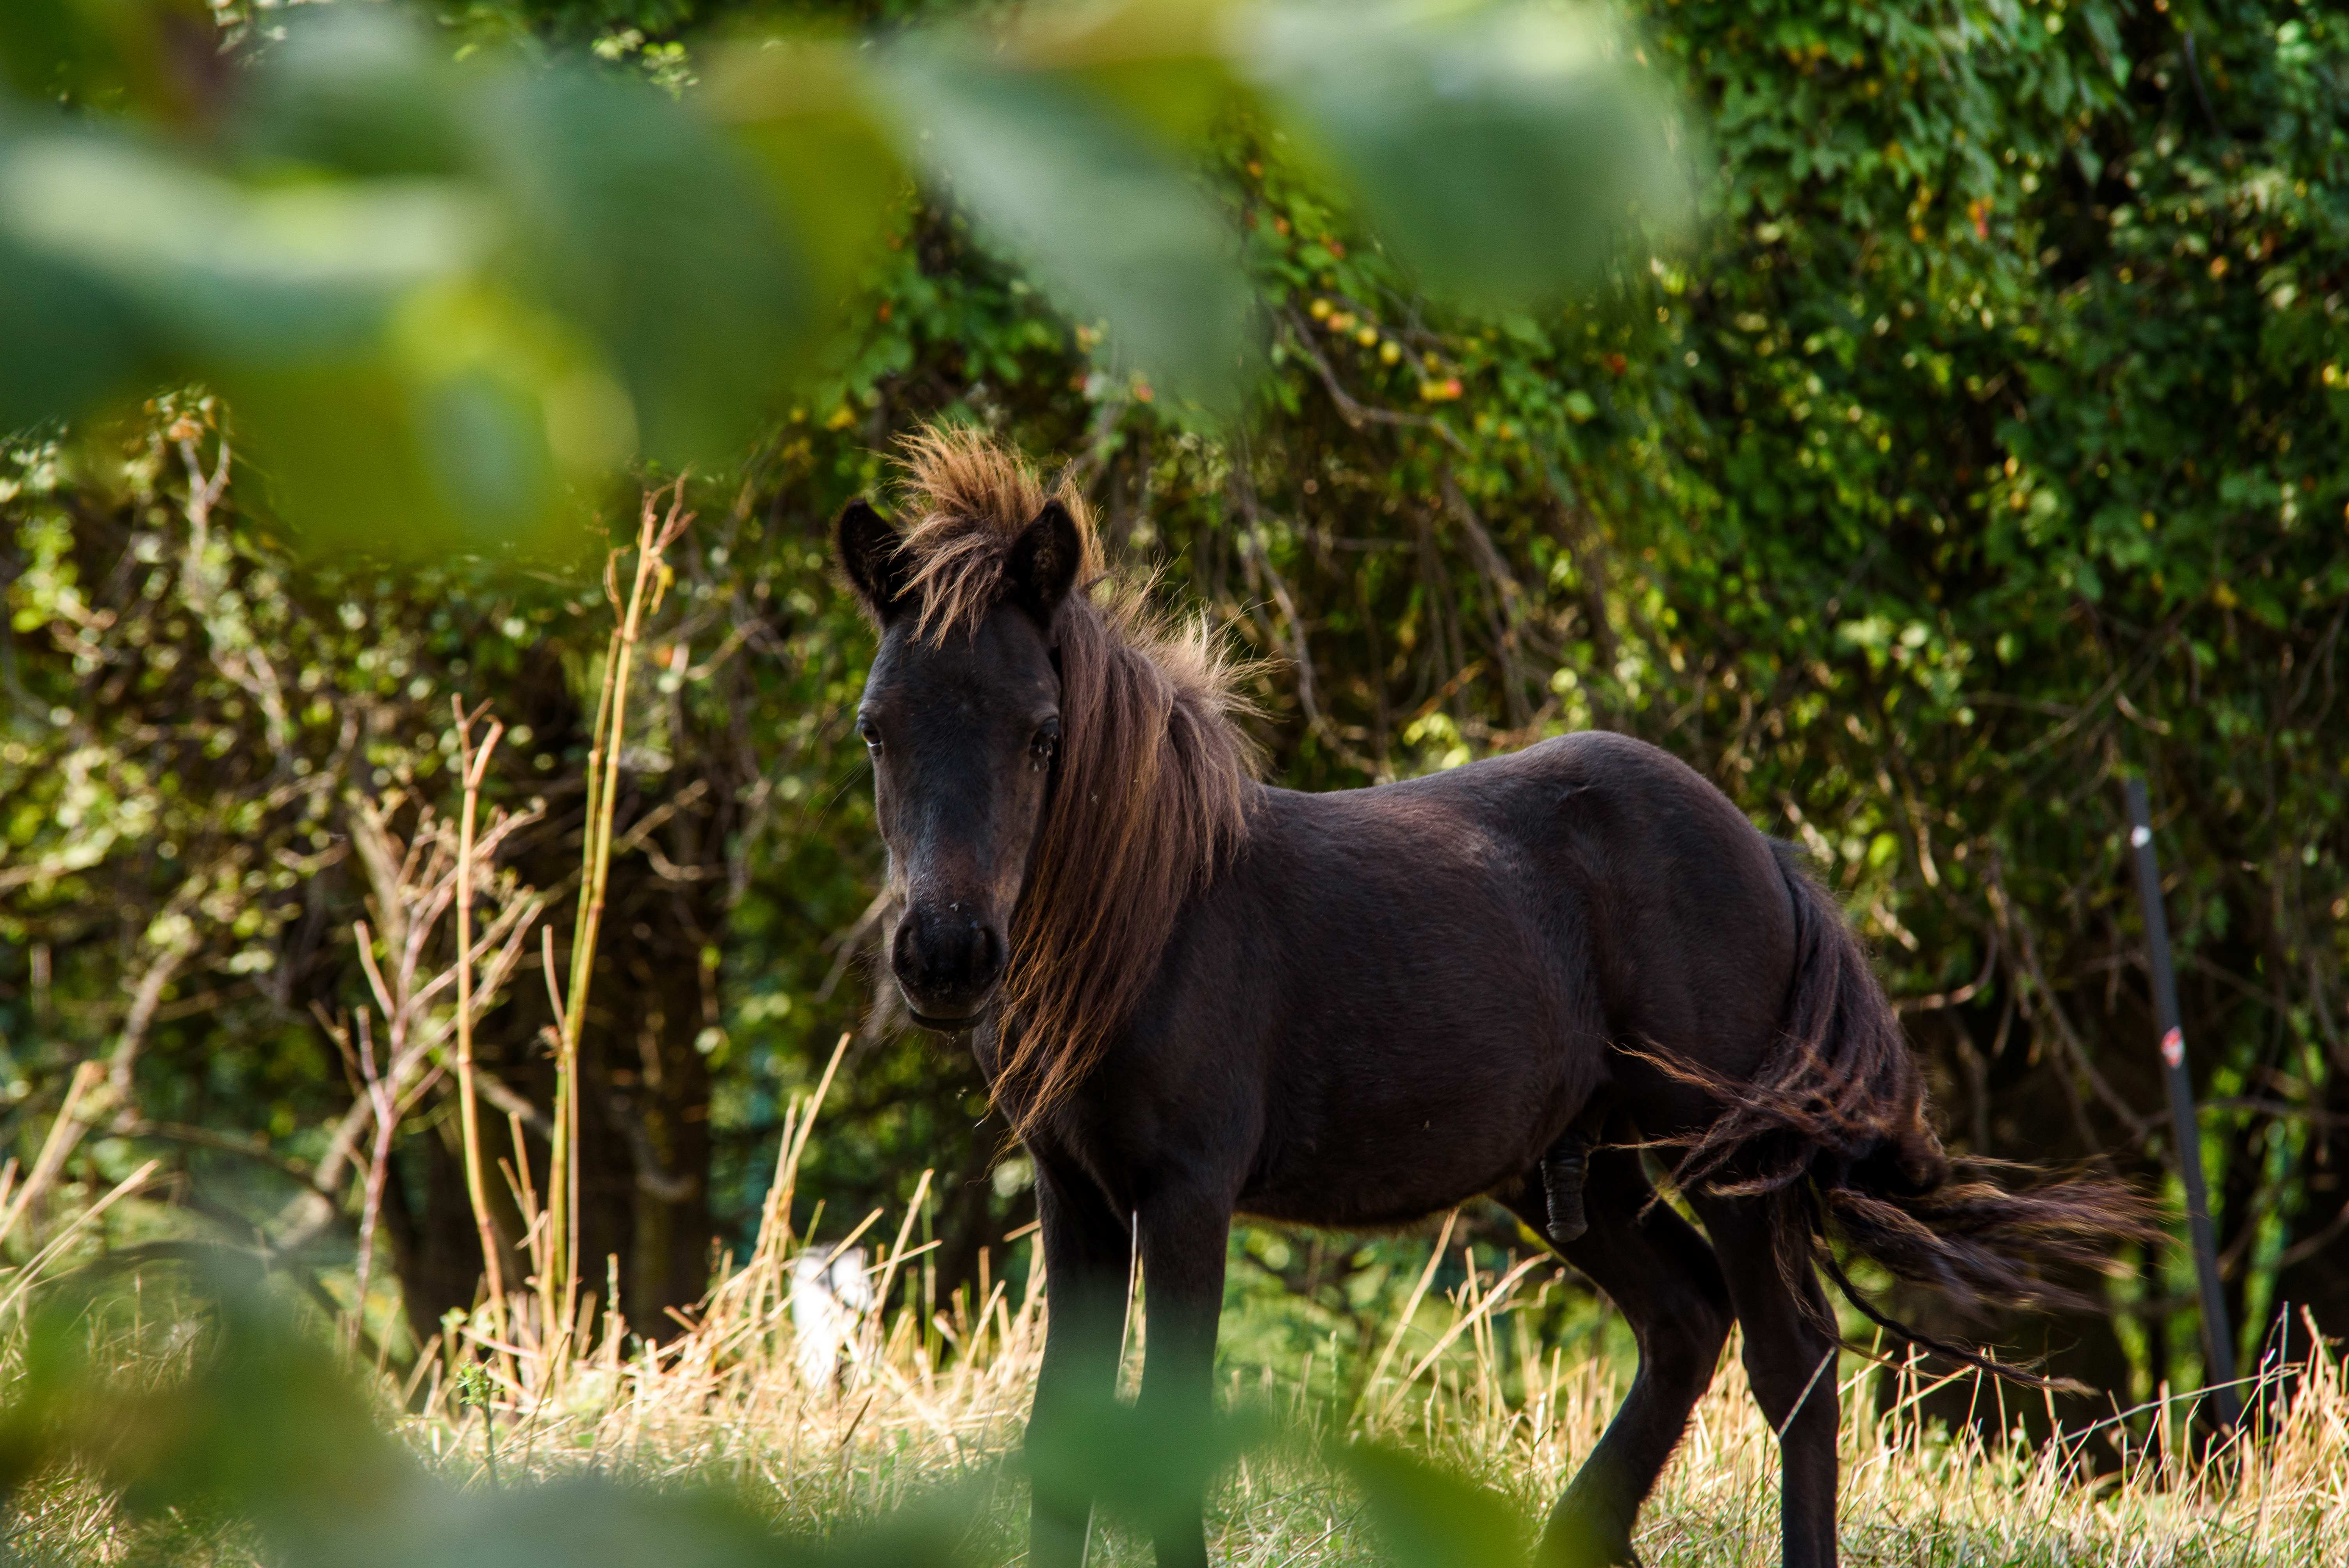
[1,3,816,550]
[1231,0,2349,1402]
[0,0,1684,548]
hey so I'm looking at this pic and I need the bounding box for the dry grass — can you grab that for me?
[6,1079,2349,1566]
[377,1127,2349,1568]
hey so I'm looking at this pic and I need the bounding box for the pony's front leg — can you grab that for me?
[1029,1165,1134,1568]
[1137,1186,1232,1568]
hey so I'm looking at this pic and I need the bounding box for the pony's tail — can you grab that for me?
[1662,842,2157,1390]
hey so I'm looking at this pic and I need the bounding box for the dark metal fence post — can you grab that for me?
[2124,776,2240,1431]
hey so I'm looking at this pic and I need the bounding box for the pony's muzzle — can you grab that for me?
[891,902,1004,1026]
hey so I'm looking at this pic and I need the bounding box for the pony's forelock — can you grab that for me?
[893,426,1104,644]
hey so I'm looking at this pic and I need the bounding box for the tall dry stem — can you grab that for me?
[348,1008,405,1358]
[453,701,512,1351]
[545,480,695,1346]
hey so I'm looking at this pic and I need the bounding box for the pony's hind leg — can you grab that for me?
[1688,1188,1840,1568]
[1504,1138,1732,1568]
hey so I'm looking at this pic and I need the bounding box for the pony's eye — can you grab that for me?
[1030,721,1060,762]
[857,718,882,750]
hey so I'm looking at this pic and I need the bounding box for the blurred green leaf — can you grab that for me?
[386,1482,797,1568]
[994,0,1239,147]
[0,126,597,551]
[703,35,905,310]
[0,134,486,359]
[1335,1442,1531,1568]
[232,6,473,179]
[1021,1387,1255,1527]
[0,226,152,431]
[1244,0,1688,305]
[869,45,1255,409]
[221,278,613,554]
[378,1477,973,1568]
[474,63,812,466]
[0,1260,415,1561]
[0,0,1690,544]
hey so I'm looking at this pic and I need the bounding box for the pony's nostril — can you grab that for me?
[893,905,1002,1007]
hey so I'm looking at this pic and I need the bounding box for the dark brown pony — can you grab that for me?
[835,428,2144,1568]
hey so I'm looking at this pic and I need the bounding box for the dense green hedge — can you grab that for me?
[3,0,2344,1421]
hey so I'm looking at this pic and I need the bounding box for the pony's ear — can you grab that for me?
[836,499,912,622]
[1005,499,1082,631]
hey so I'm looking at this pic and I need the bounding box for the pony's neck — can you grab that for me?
[991,587,1254,1127]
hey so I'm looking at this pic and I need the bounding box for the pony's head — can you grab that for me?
[835,431,1087,1029]
[836,426,1255,1119]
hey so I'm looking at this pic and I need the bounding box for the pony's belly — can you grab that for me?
[1235,1089,1564,1229]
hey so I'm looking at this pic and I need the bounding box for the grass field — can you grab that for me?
[9,1115,2347,1567]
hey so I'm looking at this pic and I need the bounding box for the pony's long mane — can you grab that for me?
[888,428,1259,1128]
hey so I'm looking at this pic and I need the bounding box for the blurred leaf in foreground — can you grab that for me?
[1021,1381,1261,1531]
[1335,1441,1532,1568]
[474,62,813,467]
[0,0,1688,551]
[701,34,905,309]
[0,1258,411,1559]
[0,5,806,552]
[1244,0,1690,305]
[230,2,473,178]
[0,127,595,552]
[870,42,1256,410]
